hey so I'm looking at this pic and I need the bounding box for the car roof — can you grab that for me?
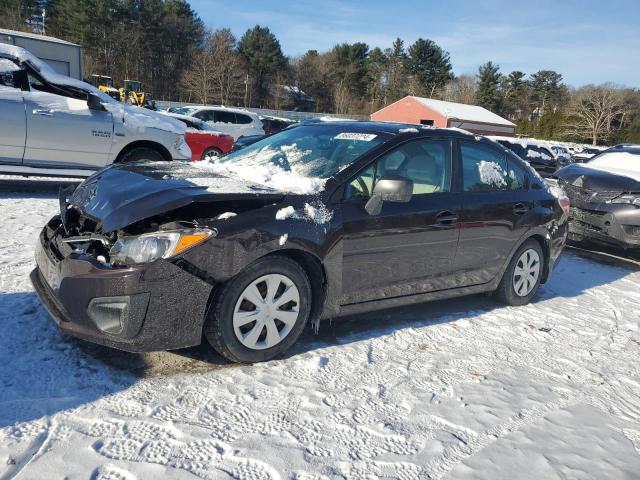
[301,120,485,139]
[192,105,260,117]
[605,144,640,154]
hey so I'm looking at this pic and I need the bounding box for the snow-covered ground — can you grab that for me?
[1,177,640,479]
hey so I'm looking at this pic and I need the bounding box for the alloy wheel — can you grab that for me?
[204,150,220,161]
[512,248,541,297]
[233,274,301,350]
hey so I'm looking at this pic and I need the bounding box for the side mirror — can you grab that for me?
[364,175,413,216]
[87,93,105,111]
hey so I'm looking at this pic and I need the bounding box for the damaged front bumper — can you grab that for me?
[568,206,640,249]
[31,219,213,352]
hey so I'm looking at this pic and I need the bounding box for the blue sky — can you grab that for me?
[190,0,640,88]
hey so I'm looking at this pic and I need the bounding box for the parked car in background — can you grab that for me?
[490,136,565,177]
[572,146,604,163]
[32,122,568,363]
[163,112,234,160]
[260,115,297,135]
[550,145,573,163]
[231,134,268,152]
[0,44,190,177]
[174,105,265,140]
[556,144,640,249]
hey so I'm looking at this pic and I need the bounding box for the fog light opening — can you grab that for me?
[87,297,131,335]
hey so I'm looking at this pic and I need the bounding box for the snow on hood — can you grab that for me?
[583,152,640,183]
[194,146,326,195]
[0,44,184,135]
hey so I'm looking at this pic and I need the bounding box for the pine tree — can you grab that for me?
[405,38,452,97]
[476,61,502,113]
[238,25,287,106]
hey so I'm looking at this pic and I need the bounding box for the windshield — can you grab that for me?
[202,124,388,194]
[221,125,387,178]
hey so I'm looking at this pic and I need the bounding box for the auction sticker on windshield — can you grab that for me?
[334,132,377,141]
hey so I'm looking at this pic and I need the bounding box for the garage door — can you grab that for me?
[42,59,70,76]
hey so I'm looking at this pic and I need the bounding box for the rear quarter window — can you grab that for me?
[235,113,253,125]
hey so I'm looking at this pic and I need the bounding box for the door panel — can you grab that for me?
[0,87,26,164]
[453,141,532,286]
[338,138,461,305]
[23,91,113,168]
[340,194,462,304]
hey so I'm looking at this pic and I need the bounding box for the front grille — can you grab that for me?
[561,182,621,204]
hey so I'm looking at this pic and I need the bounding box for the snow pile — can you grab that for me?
[196,145,326,194]
[0,58,20,72]
[279,234,288,246]
[216,212,237,220]
[303,202,333,224]
[478,160,507,187]
[185,127,222,136]
[526,149,552,160]
[398,127,419,134]
[275,206,297,220]
[275,203,333,224]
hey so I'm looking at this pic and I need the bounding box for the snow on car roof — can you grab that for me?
[411,97,516,127]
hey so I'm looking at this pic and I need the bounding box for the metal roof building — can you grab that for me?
[371,96,516,137]
[0,28,82,79]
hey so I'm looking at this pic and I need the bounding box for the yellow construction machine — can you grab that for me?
[87,74,122,101]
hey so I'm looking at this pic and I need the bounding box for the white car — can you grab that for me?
[173,105,265,140]
[0,44,191,177]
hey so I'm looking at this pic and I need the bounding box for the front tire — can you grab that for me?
[204,255,312,363]
[494,239,544,306]
[118,147,165,163]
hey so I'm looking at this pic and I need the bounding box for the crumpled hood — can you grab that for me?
[68,161,284,233]
[555,163,640,192]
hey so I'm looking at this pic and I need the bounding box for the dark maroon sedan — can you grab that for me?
[32,122,568,363]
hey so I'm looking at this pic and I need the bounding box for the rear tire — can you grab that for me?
[494,239,544,306]
[201,147,222,161]
[204,255,312,363]
[118,147,165,163]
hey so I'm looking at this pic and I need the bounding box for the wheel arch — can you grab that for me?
[115,140,172,162]
[263,249,328,331]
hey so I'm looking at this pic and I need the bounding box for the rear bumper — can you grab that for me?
[31,226,213,352]
[568,206,640,248]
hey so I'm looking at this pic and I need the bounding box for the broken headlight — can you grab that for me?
[109,229,215,265]
[608,194,640,206]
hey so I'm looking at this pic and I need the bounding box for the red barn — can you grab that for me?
[371,96,516,137]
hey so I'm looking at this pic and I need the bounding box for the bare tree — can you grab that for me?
[209,29,246,106]
[564,84,626,145]
[442,74,477,104]
[180,45,216,104]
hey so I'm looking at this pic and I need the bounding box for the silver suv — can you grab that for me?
[0,44,191,177]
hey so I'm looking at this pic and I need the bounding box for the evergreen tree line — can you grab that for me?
[1,0,638,145]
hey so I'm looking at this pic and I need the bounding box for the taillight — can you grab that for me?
[558,196,570,217]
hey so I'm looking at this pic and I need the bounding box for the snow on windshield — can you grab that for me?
[199,144,326,194]
[210,125,387,193]
[583,152,640,181]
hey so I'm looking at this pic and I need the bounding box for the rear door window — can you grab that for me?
[194,110,215,122]
[214,110,237,124]
[461,142,509,191]
[0,59,20,88]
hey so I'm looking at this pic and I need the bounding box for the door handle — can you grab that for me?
[436,210,459,226]
[33,108,55,116]
[513,203,530,215]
